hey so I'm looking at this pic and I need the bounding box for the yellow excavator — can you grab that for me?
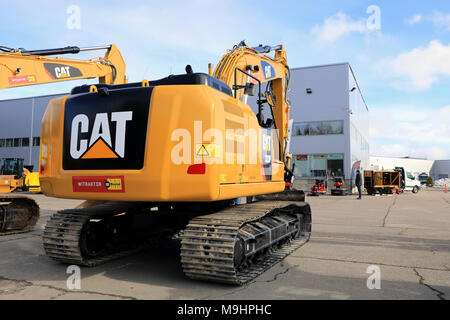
[0,44,126,235]
[38,41,311,285]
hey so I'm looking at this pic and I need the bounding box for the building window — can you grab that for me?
[5,138,13,148]
[293,120,343,136]
[0,137,38,148]
[293,154,344,178]
[13,138,21,147]
[22,137,29,147]
[33,137,40,147]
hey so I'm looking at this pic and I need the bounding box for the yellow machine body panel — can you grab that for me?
[40,83,285,202]
[25,172,41,193]
[0,175,24,193]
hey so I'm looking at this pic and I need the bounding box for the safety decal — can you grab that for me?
[195,143,221,158]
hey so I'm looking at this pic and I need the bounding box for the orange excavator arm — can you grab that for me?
[0,44,126,89]
[212,41,291,161]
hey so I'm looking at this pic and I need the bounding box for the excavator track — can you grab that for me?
[0,195,40,236]
[43,202,172,267]
[181,201,311,285]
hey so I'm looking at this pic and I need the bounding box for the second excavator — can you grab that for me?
[40,41,311,284]
[0,44,126,235]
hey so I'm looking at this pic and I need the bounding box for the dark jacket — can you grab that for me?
[355,172,362,187]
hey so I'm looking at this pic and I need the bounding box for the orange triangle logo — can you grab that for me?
[81,138,118,159]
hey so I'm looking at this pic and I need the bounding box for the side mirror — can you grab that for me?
[244,83,256,96]
[256,113,273,128]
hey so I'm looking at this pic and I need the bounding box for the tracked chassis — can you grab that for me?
[181,201,311,284]
[43,199,311,285]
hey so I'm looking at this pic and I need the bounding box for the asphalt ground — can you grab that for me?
[0,189,449,300]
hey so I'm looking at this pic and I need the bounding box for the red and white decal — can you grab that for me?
[8,75,37,85]
[72,176,125,193]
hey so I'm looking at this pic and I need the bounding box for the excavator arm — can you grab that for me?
[213,41,291,161]
[0,44,126,89]
[0,43,127,236]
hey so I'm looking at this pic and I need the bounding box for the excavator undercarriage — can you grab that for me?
[0,195,39,235]
[38,41,312,285]
[43,196,310,284]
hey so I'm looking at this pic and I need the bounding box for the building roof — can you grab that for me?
[290,62,350,71]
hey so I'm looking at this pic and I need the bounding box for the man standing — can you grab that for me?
[355,170,362,199]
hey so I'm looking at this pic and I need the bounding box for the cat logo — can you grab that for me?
[55,66,71,78]
[44,63,82,80]
[63,86,150,170]
[70,111,133,160]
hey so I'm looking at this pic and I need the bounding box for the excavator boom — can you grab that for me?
[0,44,126,89]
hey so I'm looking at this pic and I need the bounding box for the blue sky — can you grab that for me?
[1,0,449,159]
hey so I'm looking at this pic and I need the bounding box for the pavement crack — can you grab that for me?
[198,264,297,300]
[0,275,137,300]
[297,256,448,272]
[382,197,397,227]
[413,268,446,300]
[257,264,298,283]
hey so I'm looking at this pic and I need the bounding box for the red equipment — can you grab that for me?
[309,179,326,196]
[331,177,347,196]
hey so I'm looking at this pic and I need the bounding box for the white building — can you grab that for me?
[288,63,369,188]
[369,156,434,176]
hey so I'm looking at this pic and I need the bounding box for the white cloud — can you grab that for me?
[312,12,367,42]
[407,14,422,25]
[431,11,450,31]
[380,40,450,91]
[369,105,450,160]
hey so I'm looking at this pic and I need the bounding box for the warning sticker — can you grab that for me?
[195,143,221,158]
[72,176,125,193]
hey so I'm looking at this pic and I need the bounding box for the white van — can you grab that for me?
[396,167,421,193]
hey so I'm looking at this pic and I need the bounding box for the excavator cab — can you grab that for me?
[0,158,24,177]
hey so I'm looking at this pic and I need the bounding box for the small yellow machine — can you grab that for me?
[364,170,402,195]
[0,44,127,235]
[39,41,311,285]
[0,158,30,193]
